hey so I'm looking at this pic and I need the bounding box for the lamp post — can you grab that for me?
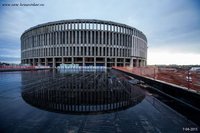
[187,67,192,90]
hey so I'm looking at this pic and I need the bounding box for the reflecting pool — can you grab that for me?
[0,70,198,132]
[22,70,145,114]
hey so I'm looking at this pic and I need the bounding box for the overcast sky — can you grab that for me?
[0,0,200,65]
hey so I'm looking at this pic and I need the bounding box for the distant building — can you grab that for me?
[21,19,147,68]
[190,67,200,72]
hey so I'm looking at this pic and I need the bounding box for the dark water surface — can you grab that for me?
[0,70,198,133]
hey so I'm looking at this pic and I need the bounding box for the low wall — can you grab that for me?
[0,68,52,72]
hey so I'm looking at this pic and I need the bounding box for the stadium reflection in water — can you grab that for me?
[21,70,145,114]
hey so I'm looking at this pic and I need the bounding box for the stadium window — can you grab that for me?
[88,31,90,44]
[81,47,83,56]
[77,47,79,56]
[86,23,89,29]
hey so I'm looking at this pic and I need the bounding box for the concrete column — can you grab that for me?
[68,30,70,44]
[94,57,96,66]
[38,58,41,66]
[79,30,81,45]
[111,32,114,56]
[101,47,103,56]
[83,57,85,66]
[123,58,125,67]
[33,58,36,66]
[65,31,67,54]
[94,28,96,44]
[56,31,58,45]
[108,32,110,56]
[71,29,74,45]
[53,57,55,68]
[75,45,77,56]
[75,30,77,44]
[130,58,133,67]
[45,58,48,66]
[105,57,107,67]
[91,46,92,56]
[105,30,107,50]
[72,57,74,64]
[62,44,64,56]
[115,58,117,67]
[94,31,96,56]
[64,30,66,44]
[101,31,103,45]
[98,31,100,44]
[86,46,88,56]
[90,30,92,44]
[75,31,77,56]
[56,46,58,57]
[86,31,88,44]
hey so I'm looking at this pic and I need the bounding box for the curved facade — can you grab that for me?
[21,19,147,67]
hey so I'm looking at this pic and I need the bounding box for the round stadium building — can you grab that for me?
[21,19,147,68]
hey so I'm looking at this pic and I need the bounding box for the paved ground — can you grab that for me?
[0,70,199,133]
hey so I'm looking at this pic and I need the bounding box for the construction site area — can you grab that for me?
[113,66,200,92]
